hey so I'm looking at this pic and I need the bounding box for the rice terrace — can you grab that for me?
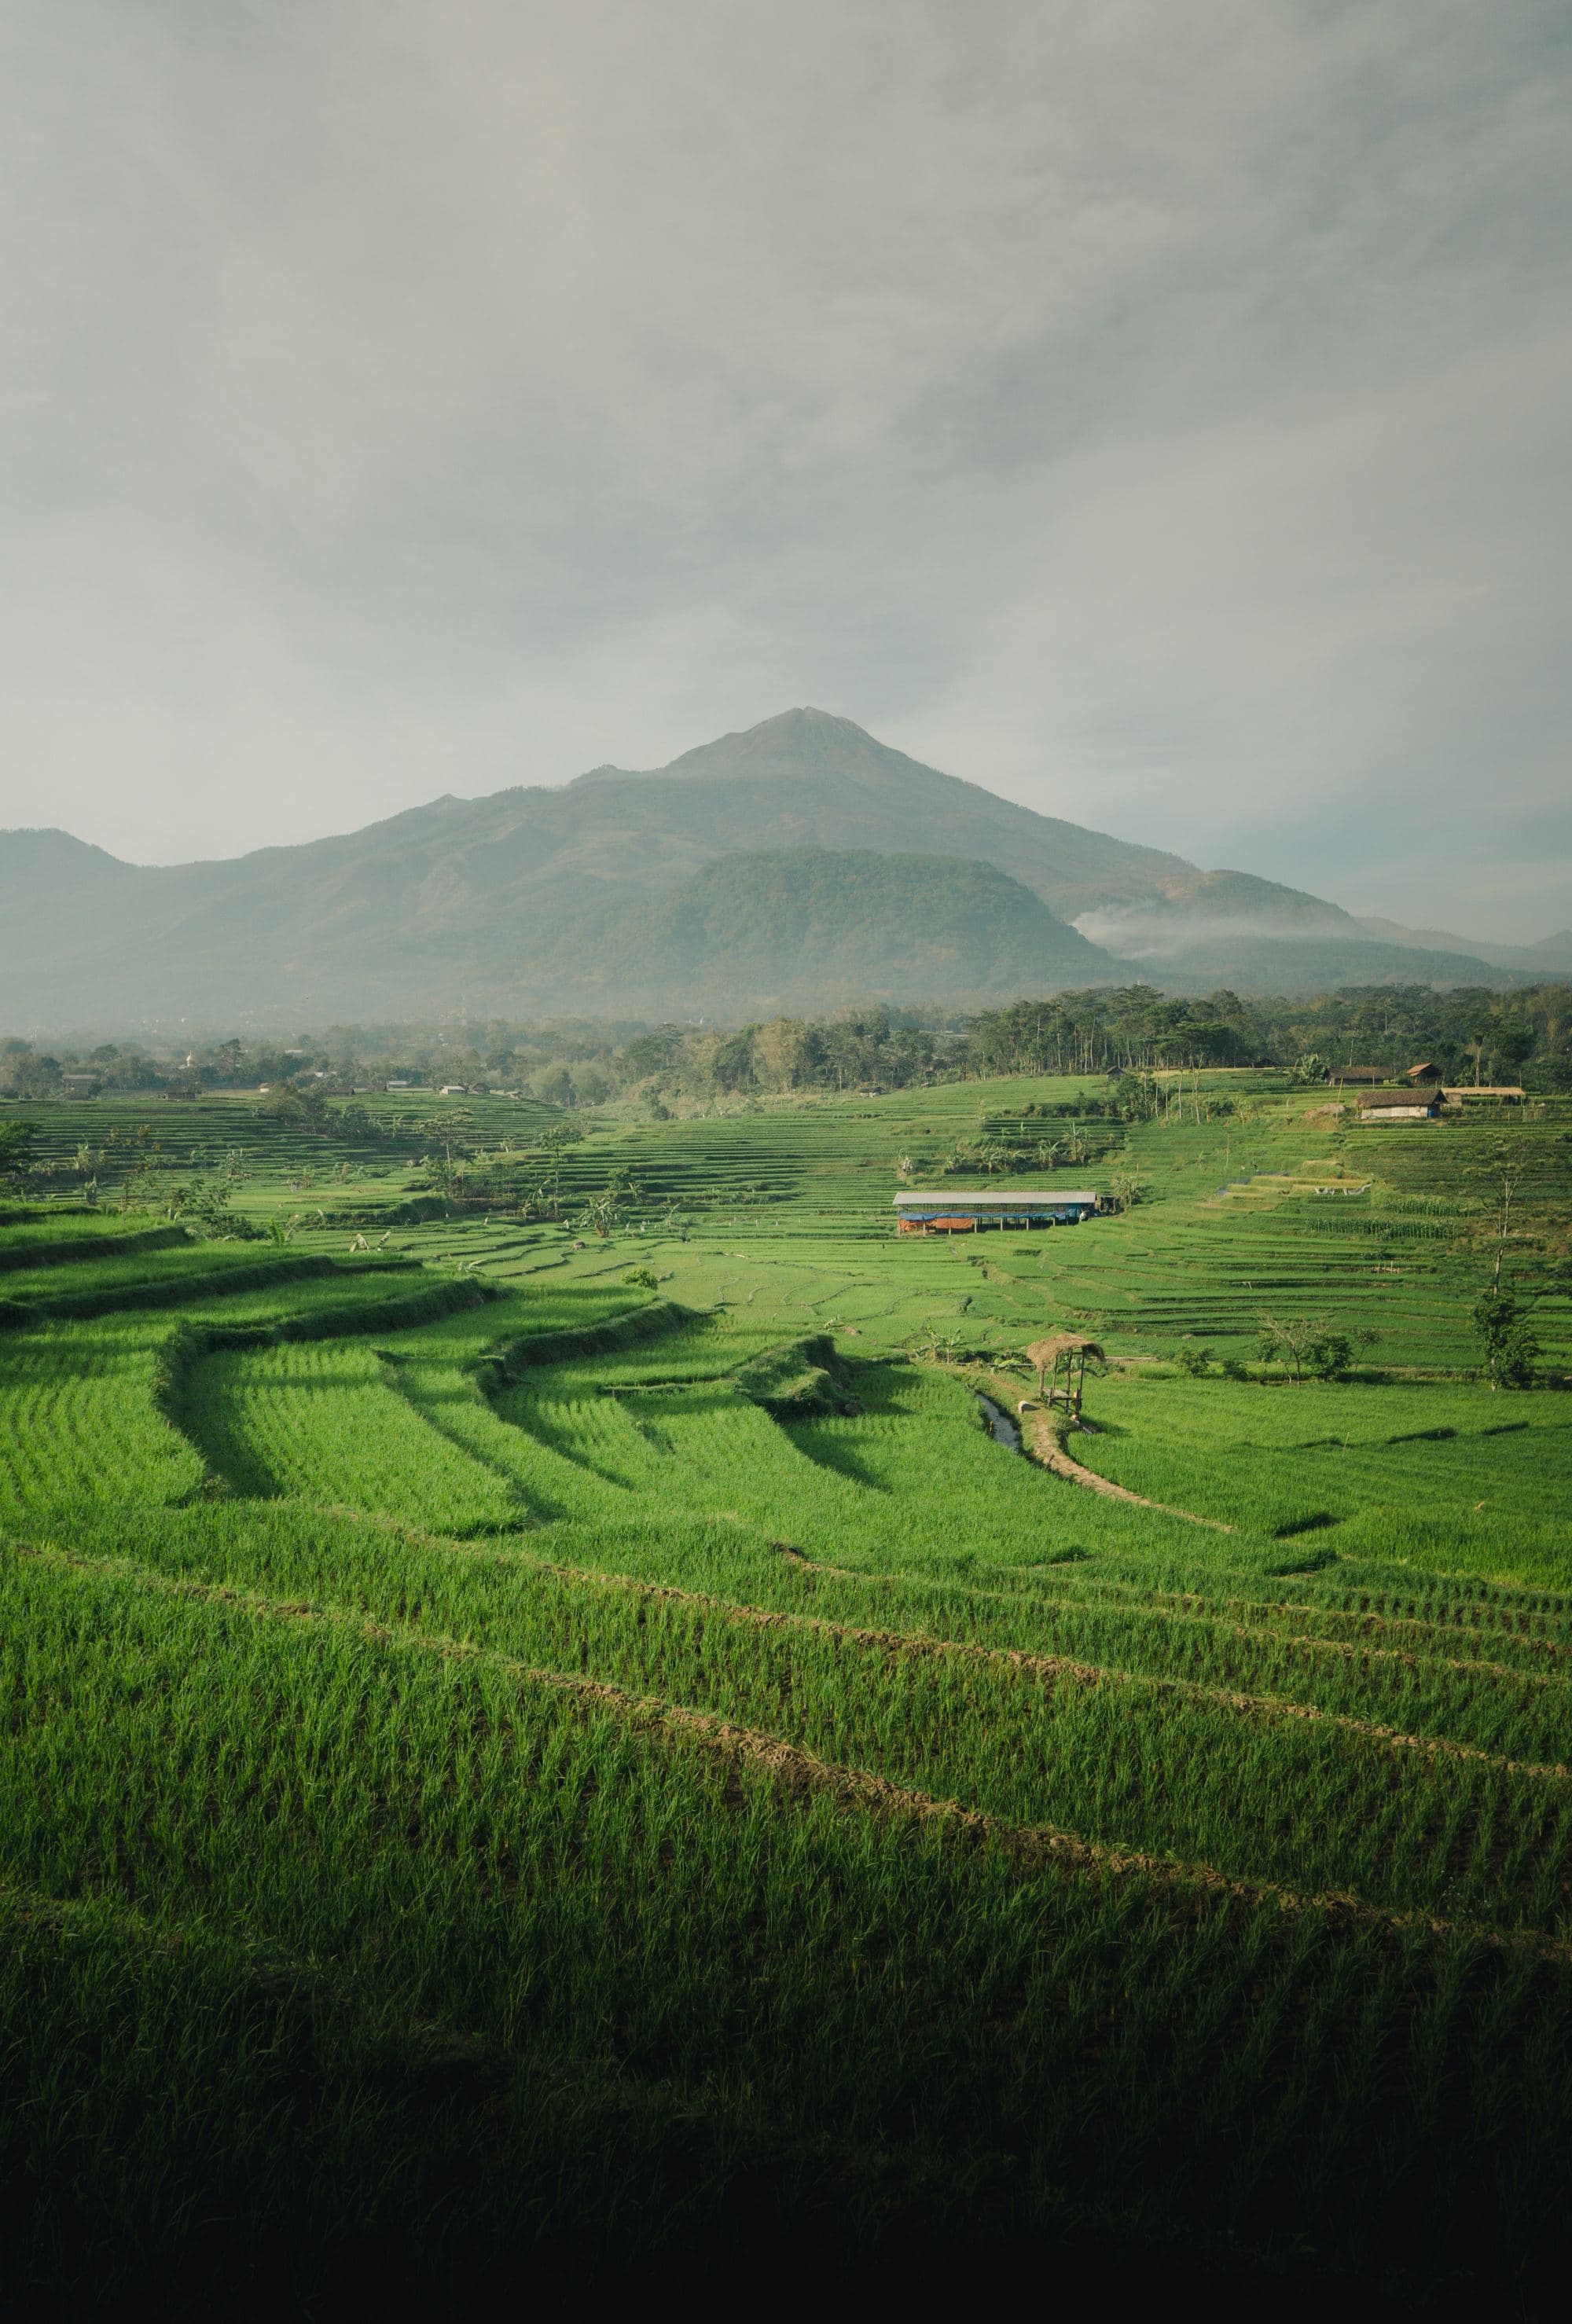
[4,1021,1572,2309]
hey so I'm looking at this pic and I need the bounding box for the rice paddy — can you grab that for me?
[4,1071,1571,2306]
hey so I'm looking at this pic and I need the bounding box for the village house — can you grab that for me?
[1351,1087,1443,1122]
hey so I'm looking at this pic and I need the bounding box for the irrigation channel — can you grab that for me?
[976,1393,1023,1451]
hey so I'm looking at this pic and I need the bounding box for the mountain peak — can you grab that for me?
[659,706,895,782]
[761,706,872,736]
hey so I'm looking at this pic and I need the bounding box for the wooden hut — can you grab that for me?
[1024,1333,1106,1416]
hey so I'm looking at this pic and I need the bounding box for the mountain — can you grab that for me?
[0,708,1533,1029]
[0,710,1188,1024]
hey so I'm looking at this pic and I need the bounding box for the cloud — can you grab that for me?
[0,0,1568,938]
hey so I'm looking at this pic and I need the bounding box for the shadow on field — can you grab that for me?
[783,1419,889,1491]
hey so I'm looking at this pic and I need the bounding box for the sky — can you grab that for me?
[2,0,1569,940]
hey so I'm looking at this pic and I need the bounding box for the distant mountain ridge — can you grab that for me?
[0,708,1546,1029]
[1078,869,1521,994]
[1355,916,1572,976]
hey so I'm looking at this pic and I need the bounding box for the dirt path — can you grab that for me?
[971,1366,1234,1531]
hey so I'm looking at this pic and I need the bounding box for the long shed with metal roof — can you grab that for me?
[893,1188,1101,1233]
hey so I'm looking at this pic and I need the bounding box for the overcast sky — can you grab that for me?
[2,0,1569,938]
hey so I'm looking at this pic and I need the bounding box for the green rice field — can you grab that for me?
[4,1073,1571,2307]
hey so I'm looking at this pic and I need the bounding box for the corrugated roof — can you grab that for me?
[893,1189,1100,1206]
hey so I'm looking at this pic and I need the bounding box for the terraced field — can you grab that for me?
[16,1086,565,1232]
[5,1076,1572,2307]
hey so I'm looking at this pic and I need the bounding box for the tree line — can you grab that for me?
[4,980,1570,1112]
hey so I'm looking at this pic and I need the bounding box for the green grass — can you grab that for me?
[23,1538,1572,2306]
[0,1211,189,1268]
[3,1073,1571,2307]
[1074,1375,1572,1584]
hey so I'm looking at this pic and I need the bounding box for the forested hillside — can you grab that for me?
[537,848,1117,1011]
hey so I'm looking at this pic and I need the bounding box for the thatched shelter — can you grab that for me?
[1024,1333,1107,1415]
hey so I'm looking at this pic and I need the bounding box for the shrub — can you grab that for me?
[1256,1313,1353,1386]
[1472,1286,1539,1390]
[1305,1330,1354,1383]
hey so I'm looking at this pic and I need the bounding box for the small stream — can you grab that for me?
[976,1394,1022,1452]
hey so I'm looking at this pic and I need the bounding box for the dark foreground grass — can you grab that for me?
[6,1542,1572,2313]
